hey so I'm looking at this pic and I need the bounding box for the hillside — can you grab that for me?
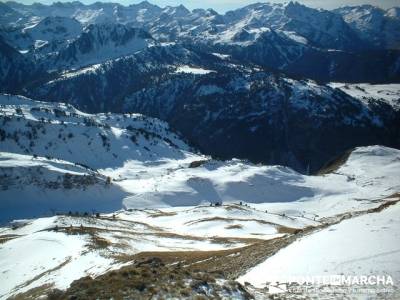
[0,1,399,173]
[0,98,399,299]
[1,147,399,298]
[12,48,398,173]
[1,94,399,219]
[0,1,399,298]
[0,94,196,221]
[239,199,400,289]
[0,152,126,222]
[0,94,191,169]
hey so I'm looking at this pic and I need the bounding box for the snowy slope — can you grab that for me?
[335,5,400,49]
[0,206,252,298]
[329,83,400,110]
[0,93,195,221]
[116,204,318,240]
[1,160,399,299]
[1,94,399,224]
[109,146,400,220]
[52,23,154,70]
[0,96,400,299]
[238,200,400,288]
[0,152,126,222]
[1,93,400,221]
[0,94,191,170]
[21,16,83,53]
[0,217,121,298]
[250,146,400,219]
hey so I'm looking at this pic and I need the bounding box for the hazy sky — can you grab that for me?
[9,0,400,12]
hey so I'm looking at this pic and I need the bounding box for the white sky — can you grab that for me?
[10,0,400,12]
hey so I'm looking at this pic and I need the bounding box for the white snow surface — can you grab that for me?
[175,65,215,74]
[0,217,120,298]
[0,204,278,298]
[0,152,127,222]
[329,83,400,110]
[108,146,400,222]
[238,201,400,288]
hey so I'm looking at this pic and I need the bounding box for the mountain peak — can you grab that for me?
[285,1,304,8]
[386,7,400,18]
[136,0,156,9]
[284,1,310,13]
[206,8,219,16]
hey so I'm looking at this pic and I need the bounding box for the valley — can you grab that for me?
[0,94,399,299]
[0,0,399,299]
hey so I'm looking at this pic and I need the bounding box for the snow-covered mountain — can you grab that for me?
[0,1,398,173]
[124,70,400,173]
[25,44,224,110]
[52,23,154,70]
[335,5,400,49]
[5,0,163,26]
[0,94,190,169]
[25,16,82,49]
[1,2,399,299]
[0,93,195,221]
[1,1,399,82]
[3,1,393,50]
[26,16,82,43]
[0,36,43,93]
[204,2,364,51]
[0,2,26,27]
[1,16,83,61]
[2,40,392,173]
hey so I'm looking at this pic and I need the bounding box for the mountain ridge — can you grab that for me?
[0,0,399,173]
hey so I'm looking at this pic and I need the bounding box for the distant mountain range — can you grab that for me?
[0,1,399,172]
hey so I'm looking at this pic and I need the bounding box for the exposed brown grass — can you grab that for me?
[276,226,302,234]
[320,193,400,225]
[149,211,177,218]
[188,160,209,168]
[45,257,253,300]
[114,234,296,280]
[90,235,112,249]
[10,284,54,300]
[225,224,243,230]
[0,234,20,244]
[224,204,249,211]
[185,216,277,226]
